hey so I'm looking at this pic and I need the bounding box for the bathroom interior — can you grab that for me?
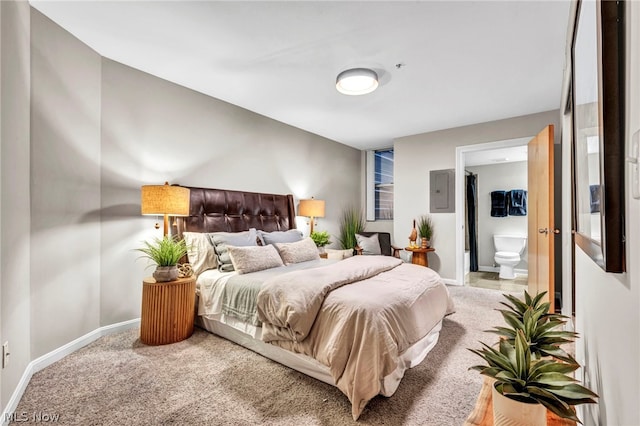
[463,145,529,292]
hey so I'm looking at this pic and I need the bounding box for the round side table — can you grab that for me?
[404,246,436,267]
[140,275,196,345]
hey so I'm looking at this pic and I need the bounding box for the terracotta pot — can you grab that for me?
[153,265,179,282]
[492,384,546,426]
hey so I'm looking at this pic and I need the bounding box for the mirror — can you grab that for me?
[571,0,625,273]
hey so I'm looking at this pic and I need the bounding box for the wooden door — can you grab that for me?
[528,125,555,311]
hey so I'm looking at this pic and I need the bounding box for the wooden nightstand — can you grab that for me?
[140,275,196,345]
[404,246,436,267]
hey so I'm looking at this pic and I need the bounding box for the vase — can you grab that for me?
[421,237,429,248]
[492,385,546,426]
[153,265,179,282]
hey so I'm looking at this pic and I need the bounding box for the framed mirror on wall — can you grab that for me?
[571,0,625,272]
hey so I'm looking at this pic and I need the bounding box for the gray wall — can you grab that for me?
[1,0,31,410]
[30,9,102,359]
[394,110,560,281]
[467,161,528,272]
[99,59,361,325]
[1,7,361,412]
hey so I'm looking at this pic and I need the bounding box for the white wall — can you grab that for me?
[1,0,31,410]
[467,161,528,272]
[394,111,560,281]
[572,1,640,424]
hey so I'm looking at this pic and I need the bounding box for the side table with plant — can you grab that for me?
[469,291,597,425]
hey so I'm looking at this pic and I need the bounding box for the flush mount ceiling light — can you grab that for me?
[336,68,379,95]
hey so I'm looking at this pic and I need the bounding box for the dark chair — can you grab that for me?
[354,232,401,258]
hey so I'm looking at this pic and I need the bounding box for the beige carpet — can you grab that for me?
[14,285,520,425]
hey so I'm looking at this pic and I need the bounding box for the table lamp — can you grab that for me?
[298,197,325,235]
[141,182,190,236]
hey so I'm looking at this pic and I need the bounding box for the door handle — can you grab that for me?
[538,228,560,235]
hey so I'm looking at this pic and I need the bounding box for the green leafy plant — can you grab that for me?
[338,207,366,250]
[469,329,597,423]
[310,230,331,247]
[417,215,434,239]
[136,236,187,267]
[488,291,578,363]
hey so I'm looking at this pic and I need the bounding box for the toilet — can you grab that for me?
[493,235,527,279]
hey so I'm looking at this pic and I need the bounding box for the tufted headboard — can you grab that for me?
[174,186,296,239]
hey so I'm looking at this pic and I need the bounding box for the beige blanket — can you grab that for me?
[256,255,453,420]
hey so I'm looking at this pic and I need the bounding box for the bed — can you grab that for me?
[175,186,454,420]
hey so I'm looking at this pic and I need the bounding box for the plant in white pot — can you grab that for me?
[469,291,598,425]
[136,235,187,282]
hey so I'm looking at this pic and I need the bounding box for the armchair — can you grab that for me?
[354,232,401,258]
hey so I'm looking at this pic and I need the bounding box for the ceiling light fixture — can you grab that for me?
[336,68,379,95]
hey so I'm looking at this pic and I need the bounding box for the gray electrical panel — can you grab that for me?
[430,169,455,213]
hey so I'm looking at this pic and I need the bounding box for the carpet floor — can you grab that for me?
[13,285,520,425]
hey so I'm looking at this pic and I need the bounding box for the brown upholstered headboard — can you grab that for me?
[174,186,296,239]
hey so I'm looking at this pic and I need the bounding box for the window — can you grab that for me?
[366,148,394,220]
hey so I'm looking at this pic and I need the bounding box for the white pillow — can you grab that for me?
[274,237,320,265]
[355,233,381,255]
[323,248,355,260]
[227,244,284,274]
[183,232,217,275]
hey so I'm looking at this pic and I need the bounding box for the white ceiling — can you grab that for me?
[29,1,572,151]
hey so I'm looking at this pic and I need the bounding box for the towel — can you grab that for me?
[490,191,508,217]
[590,184,601,213]
[509,189,527,216]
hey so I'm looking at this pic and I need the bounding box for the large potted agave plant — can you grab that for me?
[469,291,597,425]
[136,235,187,282]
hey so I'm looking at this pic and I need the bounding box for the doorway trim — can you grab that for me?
[455,137,532,286]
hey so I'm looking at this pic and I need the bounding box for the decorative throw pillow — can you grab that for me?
[209,228,259,272]
[227,244,284,274]
[259,229,303,245]
[183,232,217,275]
[355,233,382,255]
[274,237,320,265]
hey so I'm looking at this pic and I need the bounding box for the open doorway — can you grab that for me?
[455,137,532,288]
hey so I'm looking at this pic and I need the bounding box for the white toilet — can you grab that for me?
[493,235,527,279]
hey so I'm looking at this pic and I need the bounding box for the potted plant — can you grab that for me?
[417,215,434,248]
[488,291,578,363]
[338,206,365,251]
[310,230,331,253]
[136,235,187,282]
[469,291,598,425]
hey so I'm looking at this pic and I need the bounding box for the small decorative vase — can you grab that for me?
[409,219,418,247]
[153,265,179,282]
[421,238,429,249]
[492,385,546,426]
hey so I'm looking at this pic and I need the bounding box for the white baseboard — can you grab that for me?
[442,278,462,286]
[1,318,140,425]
